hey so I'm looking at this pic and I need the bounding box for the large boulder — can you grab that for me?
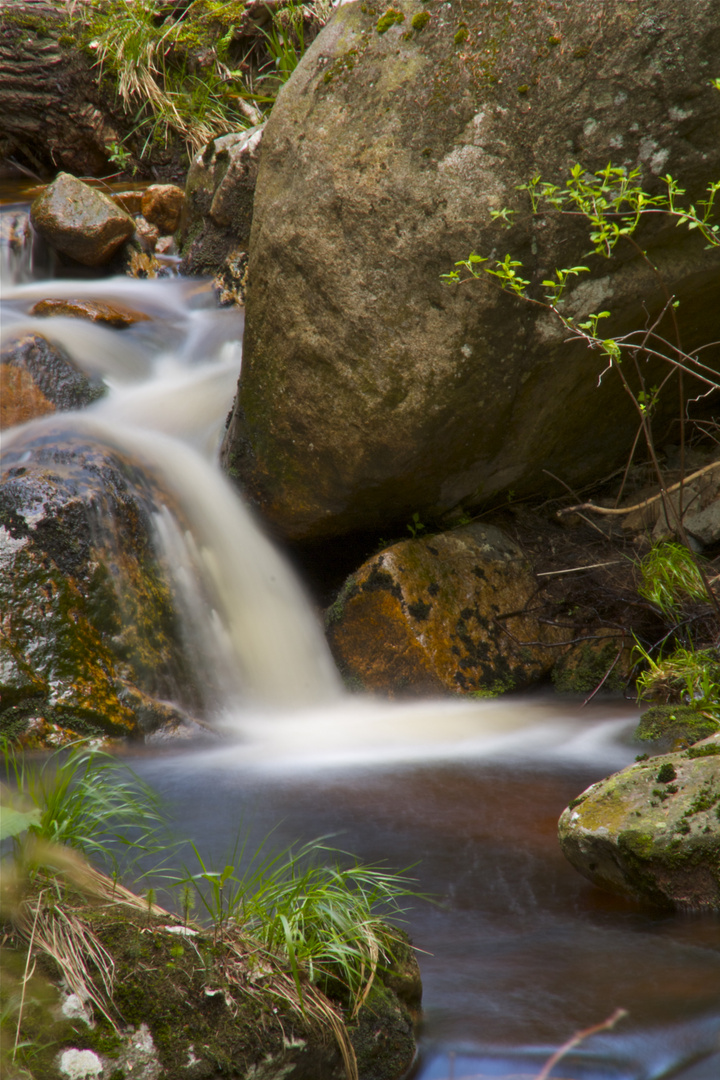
[326,523,565,695]
[221,0,720,541]
[558,737,720,909]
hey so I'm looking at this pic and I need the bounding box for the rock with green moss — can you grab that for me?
[634,704,720,752]
[551,630,633,696]
[0,425,203,745]
[558,734,720,909]
[221,0,720,542]
[325,522,565,695]
[2,890,419,1080]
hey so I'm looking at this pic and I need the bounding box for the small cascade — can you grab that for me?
[2,273,341,719]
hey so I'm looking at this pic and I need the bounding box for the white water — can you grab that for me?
[3,274,341,711]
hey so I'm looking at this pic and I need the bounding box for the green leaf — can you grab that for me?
[0,804,41,841]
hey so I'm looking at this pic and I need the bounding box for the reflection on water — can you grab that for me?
[128,702,720,1080]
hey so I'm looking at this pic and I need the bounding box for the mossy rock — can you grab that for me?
[1,888,419,1080]
[634,705,720,751]
[0,426,202,744]
[552,632,632,696]
[558,734,720,910]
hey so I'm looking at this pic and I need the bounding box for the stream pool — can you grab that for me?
[126,699,720,1080]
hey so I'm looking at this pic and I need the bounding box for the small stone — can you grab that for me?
[134,215,161,252]
[30,298,151,328]
[57,1048,102,1079]
[155,235,177,256]
[141,183,185,235]
[30,173,135,266]
[112,189,144,214]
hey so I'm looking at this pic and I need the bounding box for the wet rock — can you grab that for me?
[154,235,177,257]
[29,298,151,328]
[0,425,202,744]
[0,207,31,255]
[0,333,105,428]
[134,215,161,253]
[326,523,565,696]
[124,248,166,279]
[112,190,144,215]
[30,173,135,266]
[141,183,185,236]
[179,126,264,278]
[634,705,720,752]
[558,736,720,910]
[222,0,720,541]
[214,248,248,307]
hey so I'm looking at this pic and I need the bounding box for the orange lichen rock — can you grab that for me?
[30,298,151,327]
[326,523,565,696]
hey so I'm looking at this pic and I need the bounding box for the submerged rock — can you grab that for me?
[0,425,201,743]
[558,736,720,909]
[29,298,151,328]
[326,523,565,695]
[30,173,135,267]
[0,333,105,429]
[222,0,720,541]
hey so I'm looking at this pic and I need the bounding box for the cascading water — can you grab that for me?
[2,198,719,1079]
[2,273,342,712]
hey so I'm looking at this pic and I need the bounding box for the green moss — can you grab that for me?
[411,11,430,31]
[552,638,625,695]
[685,742,720,758]
[376,8,405,34]
[453,23,469,45]
[684,784,720,817]
[635,705,718,748]
[618,830,656,859]
[322,46,361,86]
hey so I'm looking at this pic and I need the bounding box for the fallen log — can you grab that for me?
[0,0,119,178]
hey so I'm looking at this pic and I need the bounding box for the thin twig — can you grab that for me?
[14,890,44,1060]
[557,460,720,517]
[582,642,626,706]
[535,1007,628,1080]
[536,560,624,577]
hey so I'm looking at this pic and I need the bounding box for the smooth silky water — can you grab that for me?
[2,204,719,1079]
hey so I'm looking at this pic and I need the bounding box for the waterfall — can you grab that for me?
[2,274,341,716]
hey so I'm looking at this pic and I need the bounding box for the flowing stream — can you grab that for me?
[2,201,720,1079]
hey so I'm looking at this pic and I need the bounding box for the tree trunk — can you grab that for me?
[0,0,121,178]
